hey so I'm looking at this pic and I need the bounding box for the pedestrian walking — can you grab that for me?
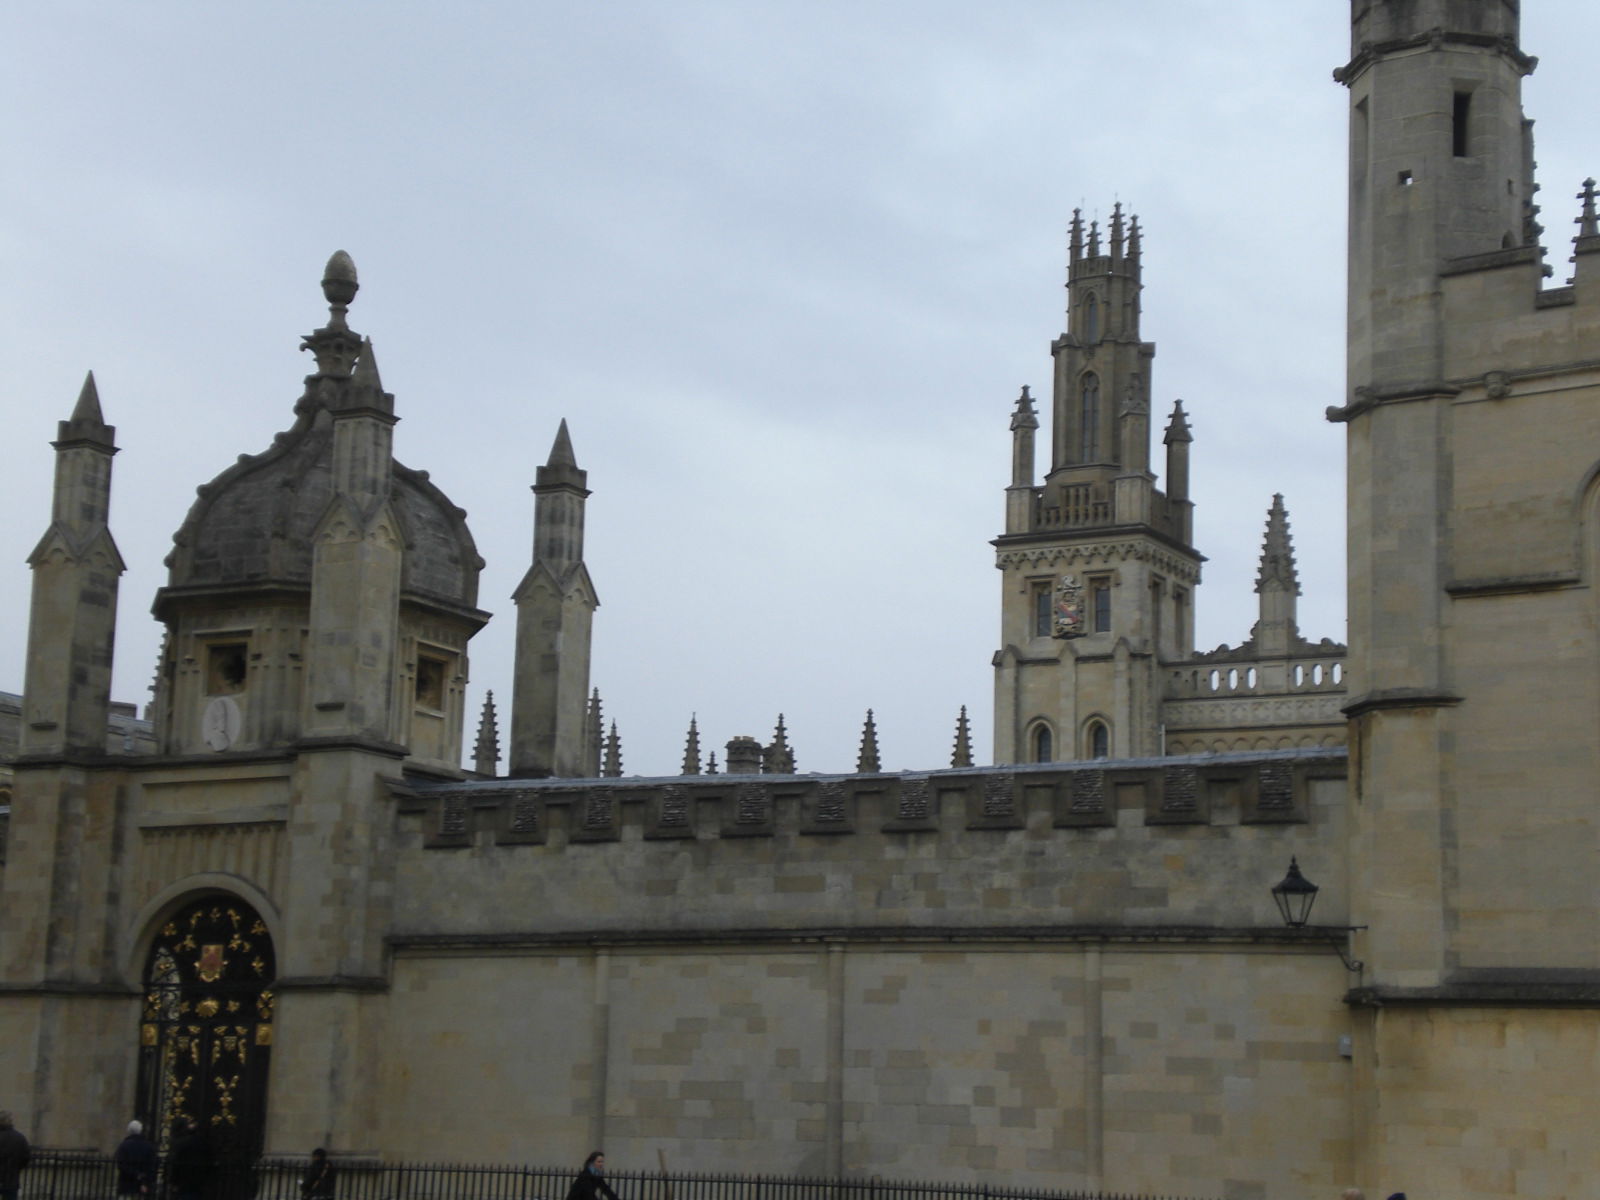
[300,1149,336,1200]
[167,1119,211,1200]
[114,1121,158,1197]
[0,1112,30,1200]
[565,1152,620,1200]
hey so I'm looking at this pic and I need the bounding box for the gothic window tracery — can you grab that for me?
[1080,373,1101,461]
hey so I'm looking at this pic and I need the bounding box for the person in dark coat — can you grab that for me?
[167,1119,211,1200]
[300,1149,336,1200]
[565,1152,620,1200]
[114,1121,158,1197]
[0,1111,31,1200]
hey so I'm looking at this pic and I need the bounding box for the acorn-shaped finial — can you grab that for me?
[322,250,359,307]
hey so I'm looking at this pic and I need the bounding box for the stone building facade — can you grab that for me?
[2,4,1598,1200]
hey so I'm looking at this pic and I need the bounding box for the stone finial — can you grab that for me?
[706,751,719,775]
[473,691,501,776]
[1255,494,1301,596]
[951,706,973,769]
[1127,214,1142,260]
[681,715,702,776]
[1010,385,1039,432]
[1575,178,1600,241]
[1069,208,1084,264]
[322,250,359,309]
[302,251,364,377]
[1163,399,1193,444]
[762,715,795,774]
[856,710,881,774]
[602,720,623,778]
[1109,201,1125,258]
[1088,218,1101,258]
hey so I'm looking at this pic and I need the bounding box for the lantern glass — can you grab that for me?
[1271,857,1319,928]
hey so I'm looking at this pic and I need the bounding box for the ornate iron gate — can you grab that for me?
[136,896,276,1158]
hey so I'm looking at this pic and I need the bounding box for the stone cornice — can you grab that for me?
[1334,31,1535,89]
[390,924,1347,956]
[994,537,1202,582]
[1341,689,1463,718]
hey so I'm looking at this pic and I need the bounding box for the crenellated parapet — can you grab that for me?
[397,748,1344,851]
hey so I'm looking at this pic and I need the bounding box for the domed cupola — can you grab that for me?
[161,252,483,610]
[151,254,489,771]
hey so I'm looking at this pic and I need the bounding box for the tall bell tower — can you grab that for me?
[993,206,1203,764]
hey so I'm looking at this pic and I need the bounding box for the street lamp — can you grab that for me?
[1270,856,1319,927]
[1270,857,1363,972]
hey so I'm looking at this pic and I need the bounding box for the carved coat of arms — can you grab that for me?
[1054,575,1086,639]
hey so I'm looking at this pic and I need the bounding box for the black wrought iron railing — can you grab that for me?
[19,1152,1200,1200]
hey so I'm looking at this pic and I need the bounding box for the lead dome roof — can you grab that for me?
[162,253,483,611]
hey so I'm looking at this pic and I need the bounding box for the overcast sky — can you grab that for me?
[4,3,1598,776]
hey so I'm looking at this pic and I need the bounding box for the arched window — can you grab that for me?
[1031,724,1053,763]
[1080,373,1100,461]
[1086,719,1109,759]
[1084,293,1100,343]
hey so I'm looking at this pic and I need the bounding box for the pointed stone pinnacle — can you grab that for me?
[1163,399,1193,444]
[72,371,105,425]
[473,690,501,776]
[951,705,974,769]
[547,418,578,469]
[1577,178,1599,239]
[1011,385,1039,432]
[682,714,703,776]
[1256,494,1301,595]
[857,709,881,774]
[352,338,383,389]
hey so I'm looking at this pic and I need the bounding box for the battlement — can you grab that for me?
[389,749,1349,941]
[398,748,1343,849]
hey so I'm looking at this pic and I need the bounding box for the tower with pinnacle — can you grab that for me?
[993,205,1203,763]
[510,420,598,778]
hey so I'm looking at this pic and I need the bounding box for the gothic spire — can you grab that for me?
[473,691,501,776]
[1069,208,1084,263]
[1127,214,1142,261]
[681,714,702,776]
[56,370,117,451]
[1579,178,1598,239]
[547,417,579,470]
[1109,201,1125,258]
[71,370,105,425]
[1088,218,1101,257]
[951,706,973,769]
[706,751,719,775]
[763,714,795,774]
[856,710,880,774]
[602,720,622,778]
[1255,494,1301,596]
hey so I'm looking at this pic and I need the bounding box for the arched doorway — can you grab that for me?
[135,896,275,1159]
